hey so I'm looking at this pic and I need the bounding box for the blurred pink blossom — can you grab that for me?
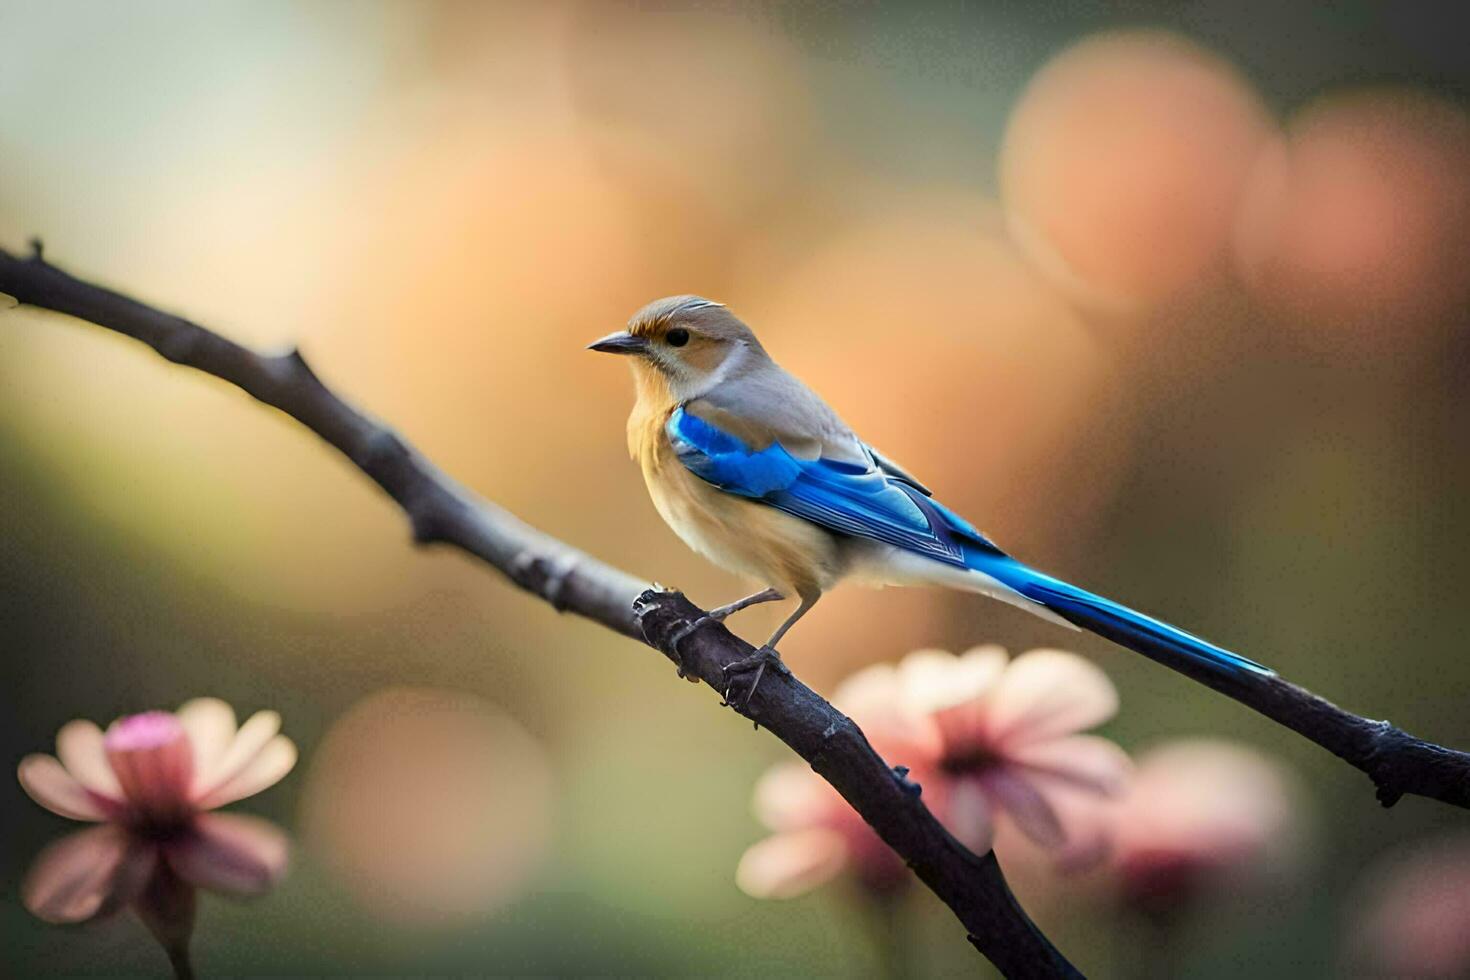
[1346,835,1470,979]
[1109,739,1297,910]
[737,647,1129,899]
[17,698,294,943]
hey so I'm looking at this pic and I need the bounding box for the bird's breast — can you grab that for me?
[628,395,843,597]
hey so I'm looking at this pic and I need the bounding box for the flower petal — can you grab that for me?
[194,735,297,809]
[177,698,237,792]
[912,647,1012,758]
[752,761,841,832]
[18,754,109,821]
[944,778,997,855]
[22,825,156,923]
[831,662,901,717]
[193,710,280,801]
[980,769,1066,848]
[991,781,1120,873]
[105,713,196,826]
[735,828,848,900]
[56,720,124,800]
[164,812,289,897]
[980,649,1119,747]
[832,663,944,761]
[1010,734,1132,796]
[1115,739,1294,867]
[899,645,1008,714]
[1046,783,1120,873]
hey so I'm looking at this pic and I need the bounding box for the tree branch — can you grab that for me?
[1061,603,1470,808]
[0,245,1078,978]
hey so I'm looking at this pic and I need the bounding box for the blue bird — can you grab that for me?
[591,295,1270,695]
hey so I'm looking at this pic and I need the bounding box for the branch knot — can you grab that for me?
[511,550,579,612]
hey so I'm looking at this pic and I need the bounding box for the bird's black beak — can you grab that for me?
[587,331,650,356]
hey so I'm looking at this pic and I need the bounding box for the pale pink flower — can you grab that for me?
[737,759,909,899]
[1345,835,1470,979]
[736,646,1129,899]
[1109,739,1297,908]
[18,699,295,929]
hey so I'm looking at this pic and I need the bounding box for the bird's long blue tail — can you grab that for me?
[964,546,1273,678]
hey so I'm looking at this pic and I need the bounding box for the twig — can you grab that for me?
[0,246,1079,978]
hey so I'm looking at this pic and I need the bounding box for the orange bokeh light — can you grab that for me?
[1001,31,1273,315]
[744,197,1129,549]
[1234,89,1470,356]
[299,687,552,928]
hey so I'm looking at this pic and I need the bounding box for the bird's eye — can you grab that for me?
[666,327,690,347]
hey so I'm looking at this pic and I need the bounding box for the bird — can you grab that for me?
[590,295,1270,701]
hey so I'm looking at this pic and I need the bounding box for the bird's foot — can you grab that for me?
[721,645,791,722]
[706,603,740,623]
[708,587,785,622]
[665,614,714,683]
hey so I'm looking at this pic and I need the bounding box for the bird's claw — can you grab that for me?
[720,645,789,719]
[667,615,713,683]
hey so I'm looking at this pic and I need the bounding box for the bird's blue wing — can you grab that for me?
[666,407,1001,564]
[666,407,1268,677]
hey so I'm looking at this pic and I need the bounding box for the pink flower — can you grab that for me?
[737,759,909,899]
[17,699,295,929]
[1109,739,1297,908]
[736,646,1129,899]
[1345,835,1470,979]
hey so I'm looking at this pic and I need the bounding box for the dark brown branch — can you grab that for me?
[0,246,1078,978]
[11,249,1465,817]
[1066,604,1470,809]
[1148,655,1470,810]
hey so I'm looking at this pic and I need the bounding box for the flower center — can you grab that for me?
[104,711,196,831]
[938,747,1001,775]
[105,711,183,751]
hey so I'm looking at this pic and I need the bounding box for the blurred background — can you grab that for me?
[2,1,1469,976]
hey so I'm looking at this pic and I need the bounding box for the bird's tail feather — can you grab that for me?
[964,547,1273,678]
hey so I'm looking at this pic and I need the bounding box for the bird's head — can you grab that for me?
[589,295,763,400]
